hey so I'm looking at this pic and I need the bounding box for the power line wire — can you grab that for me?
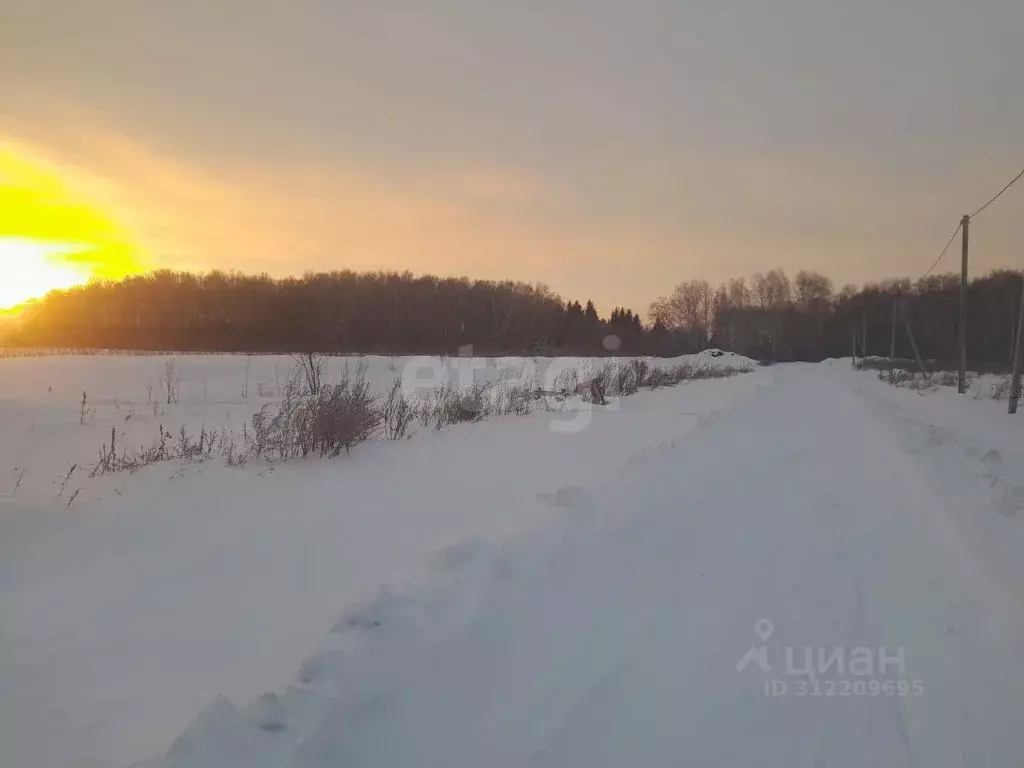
[915,163,1022,280]
[970,165,1024,219]
[919,221,963,282]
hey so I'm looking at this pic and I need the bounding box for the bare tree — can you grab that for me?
[649,279,714,349]
[727,277,751,308]
[794,271,834,311]
[751,269,792,309]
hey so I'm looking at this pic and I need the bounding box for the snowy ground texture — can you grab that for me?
[4,355,1024,767]
[0,350,748,768]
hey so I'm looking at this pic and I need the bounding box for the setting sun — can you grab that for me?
[0,238,97,309]
[0,142,143,308]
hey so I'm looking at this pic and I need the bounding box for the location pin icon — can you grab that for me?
[755,619,774,641]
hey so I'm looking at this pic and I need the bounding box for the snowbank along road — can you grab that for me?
[5,359,1024,767]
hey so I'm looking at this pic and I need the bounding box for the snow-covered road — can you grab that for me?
[150,364,1024,768]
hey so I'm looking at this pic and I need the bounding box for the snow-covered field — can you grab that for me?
[0,351,750,502]
[3,355,1024,767]
[0,350,752,768]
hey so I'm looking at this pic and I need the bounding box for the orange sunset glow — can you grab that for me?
[0,144,142,309]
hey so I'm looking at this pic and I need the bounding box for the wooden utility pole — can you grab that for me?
[890,295,898,359]
[862,312,868,362]
[959,214,970,393]
[897,296,928,378]
[1010,276,1024,415]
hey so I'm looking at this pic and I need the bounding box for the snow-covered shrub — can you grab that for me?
[932,370,965,389]
[691,364,750,380]
[991,376,1013,401]
[302,382,378,456]
[880,368,925,389]
[490,378,538,417]
[880,368,968,392]
[645,362,694,388]
[423,382,489,431]
[551,367,580,396]
[251,359,379,459]
[618,359,650,395]
[577,361,617,404]
[381,377,416,440]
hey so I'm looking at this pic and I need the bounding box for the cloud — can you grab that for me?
[2,116,590,290]
[449,170,550,206]
[4,90,1020,319]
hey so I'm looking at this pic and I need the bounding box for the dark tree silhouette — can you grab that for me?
[8,270,649,357]
[8,266,1021,365]
[654,268,1022,366]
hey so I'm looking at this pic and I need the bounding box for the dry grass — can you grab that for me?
[81,356,753,475]
[160,358,181,404]
[89,424,218,477]
[422,382,489,431]
[250,360,379,459]
[381,377,417,440]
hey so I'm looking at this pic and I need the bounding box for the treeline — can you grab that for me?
[7,267,1021,362]
[650,268,1023,364]
[7,270,649,355]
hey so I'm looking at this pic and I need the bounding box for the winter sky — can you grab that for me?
[1,0,1021,312]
